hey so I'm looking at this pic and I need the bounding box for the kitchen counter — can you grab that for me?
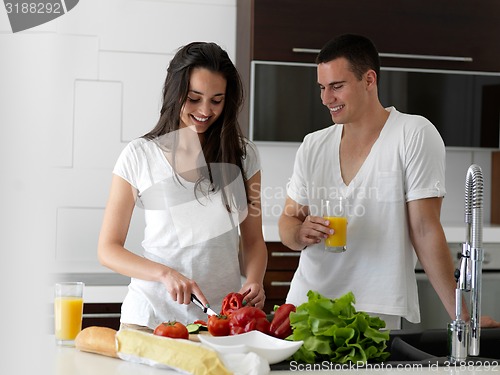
[50,339,498,375]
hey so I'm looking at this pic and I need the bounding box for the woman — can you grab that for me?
[98,42,267,330]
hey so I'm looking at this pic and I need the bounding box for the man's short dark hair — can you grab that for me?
[316,34,381,84]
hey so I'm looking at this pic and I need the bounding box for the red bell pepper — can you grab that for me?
[269,303,296,339]
[228,306,271,335]
[220,290,250,316]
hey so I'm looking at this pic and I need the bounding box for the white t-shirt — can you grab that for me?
[286,107,446,323]
[113,137,261,327]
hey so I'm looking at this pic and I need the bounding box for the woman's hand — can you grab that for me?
[239,282,266,310]
[160,268,207,306]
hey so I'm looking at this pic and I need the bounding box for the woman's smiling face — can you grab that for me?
[180,67,227,134]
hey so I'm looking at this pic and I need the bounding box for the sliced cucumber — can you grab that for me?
[186,323,208,334]
[186,323,201,334]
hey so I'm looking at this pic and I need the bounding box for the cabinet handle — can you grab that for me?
[270,281,292,287]
[271,252,301,257]
[83,313,121,318]
[292,48,322,54]
[378,52,473,62]
[292,48,473,62]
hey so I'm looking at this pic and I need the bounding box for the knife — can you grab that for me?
[190,294,218,316]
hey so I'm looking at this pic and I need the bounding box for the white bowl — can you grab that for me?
[198,330,303,365]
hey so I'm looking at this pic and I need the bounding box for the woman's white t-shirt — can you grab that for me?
[113,137,260,328]
[286,107,446,323]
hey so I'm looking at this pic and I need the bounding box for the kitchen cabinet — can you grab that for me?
[236,0,500,137]
[48,302,121,334]
[240,0,500,72]
[263,242,300,314]
[82,303,121,330]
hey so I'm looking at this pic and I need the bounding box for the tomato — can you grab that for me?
[153,321,189,339]
[207,315,230,336]
[228,306,270,335]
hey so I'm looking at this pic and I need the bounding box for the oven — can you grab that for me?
[402,243,500,330]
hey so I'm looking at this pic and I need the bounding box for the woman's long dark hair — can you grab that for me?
[143,42,248,210]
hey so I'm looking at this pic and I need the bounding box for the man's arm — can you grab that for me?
[408,197,500,327]
[407,197,459,320]
[278,196,332,251]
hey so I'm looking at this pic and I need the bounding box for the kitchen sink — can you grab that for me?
[387,328,500,363]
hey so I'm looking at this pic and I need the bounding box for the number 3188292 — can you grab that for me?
[5,2,62,14]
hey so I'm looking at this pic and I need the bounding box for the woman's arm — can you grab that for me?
[97,175,206,306]
[238,171,268,309]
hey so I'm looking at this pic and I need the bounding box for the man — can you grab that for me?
[278,34,499,329]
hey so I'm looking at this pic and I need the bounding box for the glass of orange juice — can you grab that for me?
[54,282,84,346]
[321,198,347,253]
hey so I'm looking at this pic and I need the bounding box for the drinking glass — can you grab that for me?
[54,282,84,346]
[321,198,347,253]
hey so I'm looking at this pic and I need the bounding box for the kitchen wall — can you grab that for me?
[0,0,495,278]
[0,0,237,276]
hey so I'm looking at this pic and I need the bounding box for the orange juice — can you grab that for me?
[324,216,347,247]
[54,296,83,341]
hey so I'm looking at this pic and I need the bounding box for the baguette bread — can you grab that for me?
[75,326,118,358]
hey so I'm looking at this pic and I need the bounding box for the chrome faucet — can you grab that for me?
[448,164,484,362]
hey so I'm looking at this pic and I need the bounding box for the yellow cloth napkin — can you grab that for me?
[116,329,270,375]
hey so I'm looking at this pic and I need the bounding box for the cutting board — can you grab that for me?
[189,330,211,342]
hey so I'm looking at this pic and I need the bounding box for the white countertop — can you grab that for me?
[48,340,497,375]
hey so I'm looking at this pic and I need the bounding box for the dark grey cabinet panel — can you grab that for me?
[247,0,500,72]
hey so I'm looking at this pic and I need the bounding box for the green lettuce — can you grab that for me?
[289,290,390,364]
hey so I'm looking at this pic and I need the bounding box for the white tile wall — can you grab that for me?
[0,0,237,275]
[471,149,493,225]
[98,52,167,141]
[442,150,474,223]
[52,35,100,167]
[257,142,298,223]
[56,207,103,262]
[442,149,492,224]
[74,80,124,168]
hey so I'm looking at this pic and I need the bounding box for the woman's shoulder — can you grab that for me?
[116,138,164,168]
[127,137,152,149]
[240,138,261,177]
[241,138,258,155]
[121,137,159,155]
